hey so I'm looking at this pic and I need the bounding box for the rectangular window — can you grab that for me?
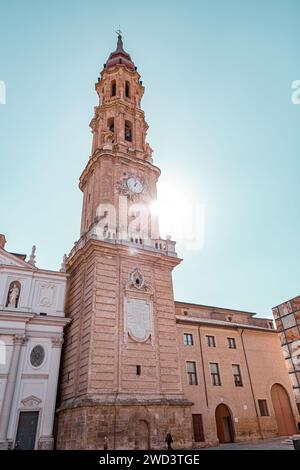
[192,414,205,442]
[210,362,221,386]
[232,364,243,387]
[206,335,216,348]
[258,399,269,416]
[228,337,236,349]
[186,361,198,385]
[184,333,193,346]
[136,365,141,376]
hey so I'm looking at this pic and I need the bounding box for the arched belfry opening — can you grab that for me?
[111,80,116,97]
[125,120,132,142]
[125,81,130,98]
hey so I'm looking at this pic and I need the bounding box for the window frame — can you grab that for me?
[209,362,221,386]
[183,333,194,346]
[206,335,216,348]
[258,399,269,417]
[186,361,198,386]
[232,364,243,387]
[228,337,236,349]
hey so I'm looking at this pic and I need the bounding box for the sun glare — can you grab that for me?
[151,179,205,250]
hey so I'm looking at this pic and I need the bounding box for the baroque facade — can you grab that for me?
[0,235,68,450]
[55,35,299,449]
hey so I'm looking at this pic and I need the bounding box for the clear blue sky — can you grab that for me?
[0,0,299,317]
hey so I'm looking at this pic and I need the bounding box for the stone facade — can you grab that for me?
[56,35,299,449]
[56,35,193,450]
[176,302,299,446]
[0,237,69,450]
[57,403,192,450]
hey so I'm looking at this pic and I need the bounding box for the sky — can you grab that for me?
[0,0,299,317]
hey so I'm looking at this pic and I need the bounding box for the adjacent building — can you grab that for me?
[273,296,300,416]
[0,235,69,449]
[176,302,298,446]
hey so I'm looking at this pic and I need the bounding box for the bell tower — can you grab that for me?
[56,34,193,450]
[80,33,160,244]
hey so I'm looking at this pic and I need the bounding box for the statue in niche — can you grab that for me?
[6,281,21,308]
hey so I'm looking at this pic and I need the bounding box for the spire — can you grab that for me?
[116,34,124,52]
[104,32,136,71]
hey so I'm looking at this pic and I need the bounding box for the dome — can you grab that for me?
[105,34,136,71]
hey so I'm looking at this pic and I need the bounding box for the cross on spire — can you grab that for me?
[115,25,122,37]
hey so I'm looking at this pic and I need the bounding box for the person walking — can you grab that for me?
[13,441,21,450]
[165,432,173,450]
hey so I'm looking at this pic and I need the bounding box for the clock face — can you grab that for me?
[126,177,144,194]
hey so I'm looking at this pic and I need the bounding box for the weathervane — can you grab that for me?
[115,25,122,37]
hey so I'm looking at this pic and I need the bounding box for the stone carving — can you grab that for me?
[6,281,21,308]
[125,268,153,293]
[21,395,42,408]
[124,297,153,343]
[38,283,56,308]
[103,130,114,144]
[28,245,36,266]
[51,337,64,348]
[131,268,144,289]
[145,142,153,159]
[14,334,27,345]
[60,254,67,273]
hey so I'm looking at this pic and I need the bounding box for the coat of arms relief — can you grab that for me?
[124,269,154,345]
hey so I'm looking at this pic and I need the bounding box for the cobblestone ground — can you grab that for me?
[201,437,296,450]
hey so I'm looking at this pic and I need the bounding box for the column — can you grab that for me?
[0,334,25,448]
[37,337,64,450]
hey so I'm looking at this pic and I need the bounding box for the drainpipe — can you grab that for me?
[240,329,263,440]
[198,327,209,407]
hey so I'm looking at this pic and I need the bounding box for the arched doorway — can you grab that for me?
[134,420,150,450]
[271,383,296,436]
[215,404,234,443]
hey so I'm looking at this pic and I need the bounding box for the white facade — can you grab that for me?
[0,240,69,449]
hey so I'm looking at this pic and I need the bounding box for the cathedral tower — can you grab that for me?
[56,34,193,450]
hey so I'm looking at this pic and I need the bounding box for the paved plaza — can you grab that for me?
[201,437,297,450]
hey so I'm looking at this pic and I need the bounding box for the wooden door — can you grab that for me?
[271,383,296,436]
[215,404,234,443]
[192,414,205,442]
[15,411,39,450]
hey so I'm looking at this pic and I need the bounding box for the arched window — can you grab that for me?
[111,80,116,97]
[125,120,132,142]
[107,117,114,134]
[125,81,130,98]
[6,281,21,308]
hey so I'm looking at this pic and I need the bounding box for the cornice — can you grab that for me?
[67,238,182,272]
[99,64,142,81]
[79,150,161,189]
[92,99,146,117]
[0,263,68,279]
[0,310,70,327]
[175,315,276,334]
